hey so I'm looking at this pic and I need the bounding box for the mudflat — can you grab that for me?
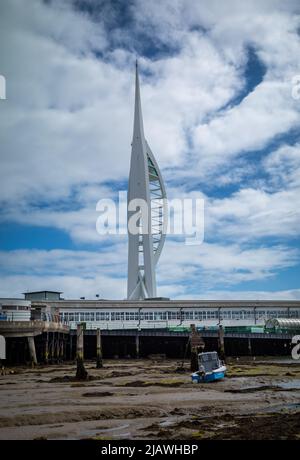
[0,358,299,440]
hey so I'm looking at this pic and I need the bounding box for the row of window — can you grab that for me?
[60,309,300,322]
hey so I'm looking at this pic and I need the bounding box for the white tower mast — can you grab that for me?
[127,61,167,300]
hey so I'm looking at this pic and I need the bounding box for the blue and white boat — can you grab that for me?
[191,351,226,383]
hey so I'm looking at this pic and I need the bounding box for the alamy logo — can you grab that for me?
[291,335,300,360]
[0,75,6,100]
[96,191,205,245]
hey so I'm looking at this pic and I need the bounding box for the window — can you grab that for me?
[74,313,79,322]
[194,311,206,320]
[69,313,74,322]
[267,311,278,319]
[220,311,231,320]
[207,310,218,319]
[232,311,242,320]
[144,312,153,321]
[183,311,194,320]
[168,311,180,320]
[96,312,110,321]
[125,312,137,321]
[257,310,266,318]
[80,312,85,321]
[154,312,163,320]
[277,310,287,318]
[242,311,253,319]
[90,312,95,321]
[115,312,125,321]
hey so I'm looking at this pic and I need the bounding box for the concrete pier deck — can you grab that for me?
[0,321,69,338]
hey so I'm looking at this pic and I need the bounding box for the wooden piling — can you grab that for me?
[76,323,88,380]
[51,332,55,363]
[28,336,37,367]
[190,324,205,372]
[248,337,252,356]
[44,332,49,364]
[69,333,73,360]
[135,334,140,359]
[55,333,60,362]
[96,328,103,368]
[59,334,64,362]
[60,335,65,361]
[218,325,226,362]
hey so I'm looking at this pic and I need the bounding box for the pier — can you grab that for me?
[0,320,69,365]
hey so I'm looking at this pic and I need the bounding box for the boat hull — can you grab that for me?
[191,366,226,383]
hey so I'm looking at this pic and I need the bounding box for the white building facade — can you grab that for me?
[41,299,300,331]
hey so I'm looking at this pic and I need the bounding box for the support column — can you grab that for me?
[51,332,55,363]
[190,346,198,372]
[218,325,226,362]
[44,332,49,364]
[76,323,88,380]
[59,334,64,362]
[56,333,61,363]
[135,334,140,359]
[28,336,37,366]
[190,324,205,372]
[69,333,73,360]
[248,338,252,356]
[96,329,103,368]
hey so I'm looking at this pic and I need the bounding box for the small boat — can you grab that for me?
[191,351,226,383]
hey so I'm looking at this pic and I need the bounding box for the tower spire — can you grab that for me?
[133,58,145,141]
[127,62,167,300]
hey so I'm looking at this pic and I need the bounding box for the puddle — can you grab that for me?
[82,392,114,398]
[96,423,130,433]
[159,419,176,427]
[225,380,300,393]
[278,380,300,390]
[259,403,300,413]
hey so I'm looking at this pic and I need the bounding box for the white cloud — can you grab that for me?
[0,0,299,298]
[0,247,128,299]
[0,242,297,299]
[175,289,300,301]
[193,81,299,175]
[133,0,300,177]
[264,143,300,189]
[206,186,300,241]
[158,240,298,288]
[0,0,254,204]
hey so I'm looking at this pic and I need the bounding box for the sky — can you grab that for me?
[0,0,300,300]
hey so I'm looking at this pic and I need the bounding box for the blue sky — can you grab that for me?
[0,0,300,300]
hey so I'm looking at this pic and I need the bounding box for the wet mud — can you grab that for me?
[0,357,299,440]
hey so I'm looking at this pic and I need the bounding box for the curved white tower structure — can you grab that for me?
[127,62,167,300]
